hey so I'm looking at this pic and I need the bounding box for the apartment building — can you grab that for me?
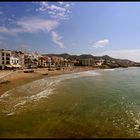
[24,52,40,68]
[0,50,24,70]
[81,58,104,66]
[10,51,23,69]
[0,50,11,69]
[38,55,49,68]
[81,58,95,66]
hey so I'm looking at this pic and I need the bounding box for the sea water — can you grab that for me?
[0,67,140,138]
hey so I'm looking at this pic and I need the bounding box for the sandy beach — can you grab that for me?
[0,66,96,95]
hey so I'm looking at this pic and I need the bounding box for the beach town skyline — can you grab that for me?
[0,2,140,62]
[1,2,140,138]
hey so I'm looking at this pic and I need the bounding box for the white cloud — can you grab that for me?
[0,27,20,35]
[65,4,70,8]
[0,18,59,35]
[49,5,66,12]
[37,2,73,20]
[57,2,64,5]
[97,49,140,62]
[17,18,59,32]
[93,39,109,48]
[37,2,49,11]
[51,31,65,48]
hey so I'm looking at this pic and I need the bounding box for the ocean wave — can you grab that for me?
[102,69,115,71]
[0,70,100,115]
[0,90,11,99]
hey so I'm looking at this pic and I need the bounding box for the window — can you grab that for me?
[6,61,10,64]
[6,53,10,57]
[6,57,10,60]
[2,53,4,56]
[2,61,4,64]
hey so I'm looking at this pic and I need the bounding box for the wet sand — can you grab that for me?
[0,66,96,95]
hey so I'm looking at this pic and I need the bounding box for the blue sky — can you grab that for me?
[0,2,140,62]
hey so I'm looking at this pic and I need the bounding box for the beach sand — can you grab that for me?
[0,66,95,95]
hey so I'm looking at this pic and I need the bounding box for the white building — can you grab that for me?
[0,50,11,69]
[10,55,21,68]
[81,58,104,66]
[95,59,104,66]
[24,52,39,68]
[81,58,95,66]
[0,50,23,69]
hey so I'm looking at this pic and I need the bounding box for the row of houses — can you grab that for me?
[0,49,108,70]
[80,58,105,67]
[0,49,73,70]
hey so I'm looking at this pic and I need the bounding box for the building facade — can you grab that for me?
[81,58,104,66]
[0,50,11,69]
[0,50,25,69]
[24,52,39,69]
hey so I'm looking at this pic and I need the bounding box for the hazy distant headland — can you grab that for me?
[44,53,140,69]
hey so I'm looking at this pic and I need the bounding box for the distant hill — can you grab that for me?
[43,53,140,68]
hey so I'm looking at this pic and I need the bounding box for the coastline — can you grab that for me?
[0,66,140,138]
[0,66,96,95]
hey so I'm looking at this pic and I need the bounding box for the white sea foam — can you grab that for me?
[77,70,101,76]
[7,112,15,116]
[102,69,115,71]
[29,88,53,101]
[1,70,100,115]
[0,90,11,99]
[14,100,27,108]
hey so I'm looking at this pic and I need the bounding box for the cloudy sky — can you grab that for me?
[0,2,140,62]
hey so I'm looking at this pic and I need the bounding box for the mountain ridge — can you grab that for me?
[43,53,140,68]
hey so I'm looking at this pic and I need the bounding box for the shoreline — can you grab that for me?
[0,66,137,96]
[0,66,96,95]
